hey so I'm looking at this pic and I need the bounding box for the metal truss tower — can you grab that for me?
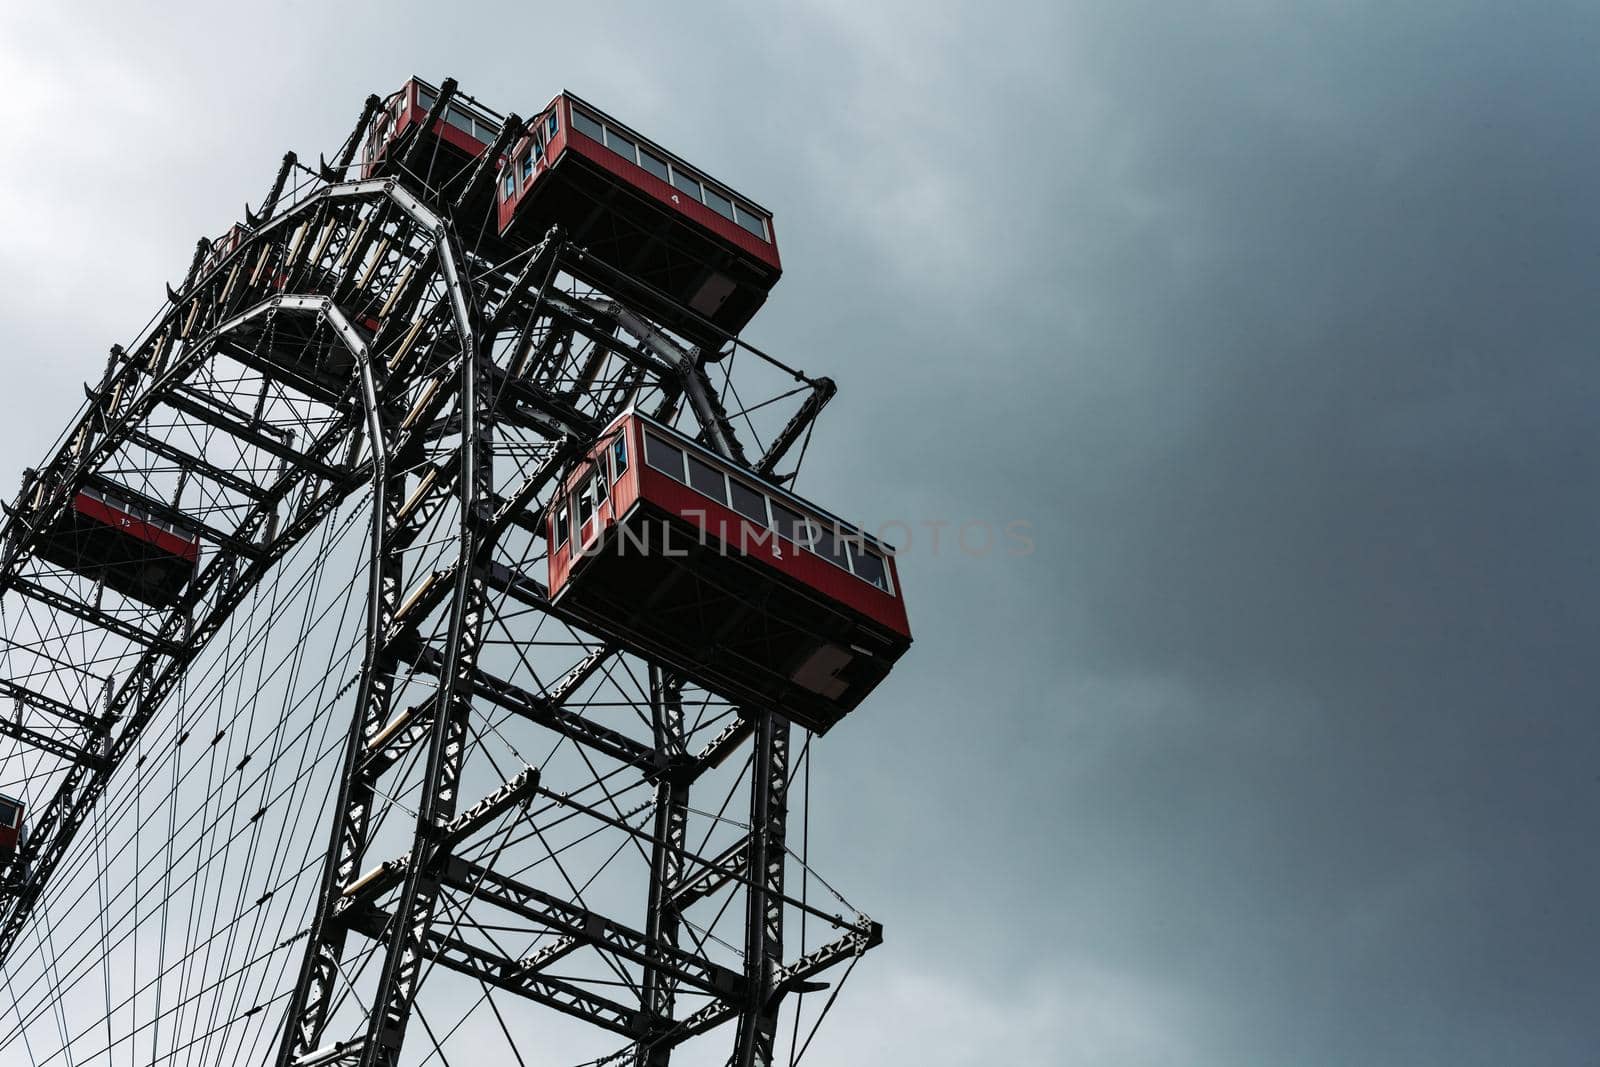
[0,81,882,1066]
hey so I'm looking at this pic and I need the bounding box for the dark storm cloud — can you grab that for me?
[949,5,1600,1063]
[2,1,1597,1063]
[785,4,1600,1063]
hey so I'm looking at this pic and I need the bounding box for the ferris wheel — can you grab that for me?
[0,76,910,1067]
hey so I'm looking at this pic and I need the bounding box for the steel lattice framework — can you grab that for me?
[0,83,881,1067]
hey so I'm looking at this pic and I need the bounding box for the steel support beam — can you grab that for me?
[275,325,403,1066]
[639,668,690,1065]
[732,711,790,1067]
[355,226,493,1067]
[440,856,743,1000]
[343,904,644,1038]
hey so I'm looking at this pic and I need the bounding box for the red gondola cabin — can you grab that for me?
[363,79,782,346]
[361,77,503,185]
[202,223,249,276]
[0,793,23,866]
[497,93,782,347]
[547,413,910,735]
[33,485,201,608]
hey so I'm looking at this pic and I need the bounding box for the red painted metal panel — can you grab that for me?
[499,95,780,274]
[73,493,201,563]
[547,417,638,595]
[0,794,20,850]
[425,118,490,159]
[547,414,908,639]
[496,97,568,233]
[363,85,414,178]
[368,80,491,177]
[562,126,781,272]
[634,465,908,637]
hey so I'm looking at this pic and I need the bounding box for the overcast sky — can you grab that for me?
[3,1,1599,1064]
